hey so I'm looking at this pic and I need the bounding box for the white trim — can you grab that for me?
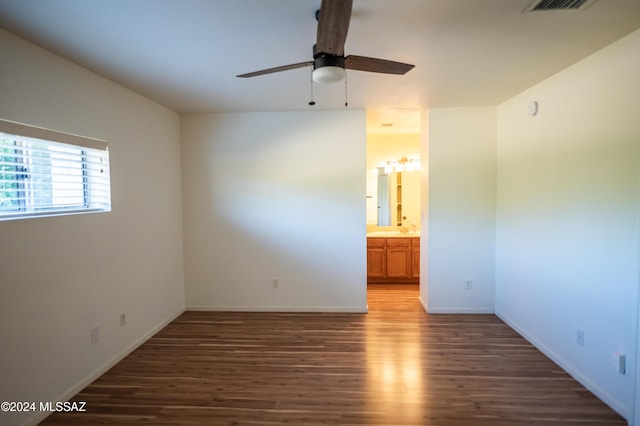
[410,296,494,315]
[24,308,185,426]
[426,306,494,314]
[0,208,108,221]
[496,310,629,422]
[419,295,429,313]
[0,118,106,150]
[186,305,368,313]
[632,202,640,426]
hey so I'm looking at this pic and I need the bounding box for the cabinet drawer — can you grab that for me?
[386,238,411,247]
[412,238,420,247]
[367,238,386,248]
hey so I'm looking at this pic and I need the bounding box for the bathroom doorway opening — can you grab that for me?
[365,109,424,310]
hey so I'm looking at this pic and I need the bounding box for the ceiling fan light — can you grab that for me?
[312,66,345,84]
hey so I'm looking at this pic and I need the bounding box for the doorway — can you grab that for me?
[365,109,422,309]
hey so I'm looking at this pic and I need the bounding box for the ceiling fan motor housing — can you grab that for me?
[313,52,345,70]
[312,44,345,70]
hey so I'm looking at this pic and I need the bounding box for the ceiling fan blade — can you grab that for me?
[316,0,353,56]
[237,61,314,78]
[345,55,415,75]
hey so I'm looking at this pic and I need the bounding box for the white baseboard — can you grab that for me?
[427,307,494,314]
[24,307,185,426]
[419,296,428,313]
[426,306,494,314]
[418,297,493,314]
[496,310,629,423]
[186,305,368,313]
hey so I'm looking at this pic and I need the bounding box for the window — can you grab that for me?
[0,119,110,220]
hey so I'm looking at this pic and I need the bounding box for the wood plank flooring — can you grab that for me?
[41,284,626,425]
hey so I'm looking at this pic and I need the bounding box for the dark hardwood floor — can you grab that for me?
[41,284,626,425]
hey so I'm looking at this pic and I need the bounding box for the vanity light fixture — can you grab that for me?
[383,157,421,174]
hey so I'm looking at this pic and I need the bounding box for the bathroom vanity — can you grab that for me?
[366,234,420,283]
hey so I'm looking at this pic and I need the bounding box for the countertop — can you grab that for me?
[367,232,420,238]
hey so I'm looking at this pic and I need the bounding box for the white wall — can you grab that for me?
[495,29,640,421]
[424,107,497,313]
[419,111,430,308]
[181,111,367,312]
[0,29,185,426]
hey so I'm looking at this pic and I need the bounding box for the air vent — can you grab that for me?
[524,0,597,12]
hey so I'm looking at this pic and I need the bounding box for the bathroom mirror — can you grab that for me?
[365,126,421,230]
[367,168,420,228]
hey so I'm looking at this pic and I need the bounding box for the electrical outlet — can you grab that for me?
[576,330,584,346]
[272,278,279,289]
[120,313,126,327]
[465,280,472,290]
[90,326,100,344]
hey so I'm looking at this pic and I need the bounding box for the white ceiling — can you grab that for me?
[0,0,639,132]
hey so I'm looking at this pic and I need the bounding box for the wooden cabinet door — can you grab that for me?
[410,238,420,278]
[367,248,386,278]
[386,248,410,278]
[386,238,411,278]
[367,238,386,279]
[411,247,420,278]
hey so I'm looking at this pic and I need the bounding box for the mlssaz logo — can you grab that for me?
[40,401,87,412]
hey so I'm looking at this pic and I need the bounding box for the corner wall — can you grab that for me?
[419,111,430,308]
[425,106,497,313]
[181,111,367,312]
[0,29,185,426]
[495,29,640,421]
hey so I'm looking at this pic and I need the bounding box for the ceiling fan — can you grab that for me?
[237,0,415,84]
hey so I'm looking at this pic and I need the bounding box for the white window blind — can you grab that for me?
[0,119,111,220]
